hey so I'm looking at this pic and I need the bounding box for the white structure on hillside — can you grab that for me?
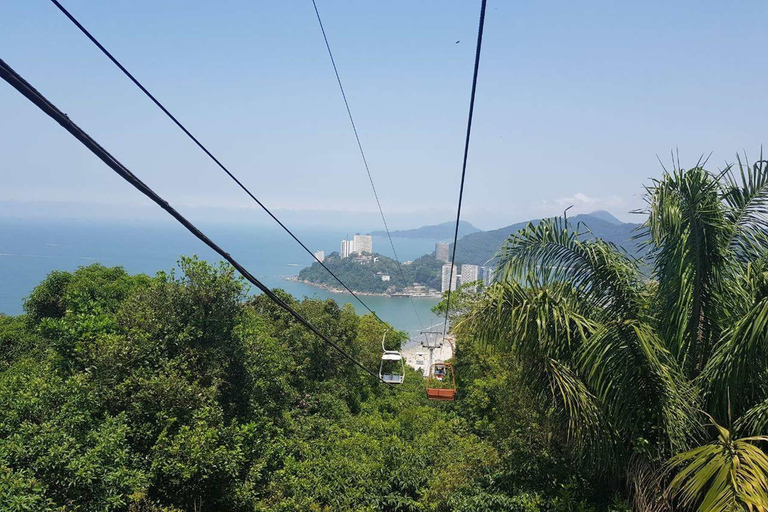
[341,239,354,259]
[461,264,479,290]
[381,274,390,282]
[314,250,325,263]
[435,242,449,263]
[441,264,458,293]
[353,234,372,255]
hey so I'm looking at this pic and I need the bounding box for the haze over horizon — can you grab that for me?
[2,0,767,231]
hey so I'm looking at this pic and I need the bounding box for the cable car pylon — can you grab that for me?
[419,330,444,377]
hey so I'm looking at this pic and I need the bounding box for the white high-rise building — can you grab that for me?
[441,264,458,293]
[314,250,325,263]
[340,239,354,259]
[353,234,372,255]
[481,266,495,286]
[461,264,479,290]
[435,242,449,263]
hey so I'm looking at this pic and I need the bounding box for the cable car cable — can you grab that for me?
[48,0,393,330]
[0,57,396,390]
[441,0,488,339]
[310,0,425,330]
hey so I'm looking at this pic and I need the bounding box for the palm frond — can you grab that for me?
[459,280,596,361]
[579,320,699,452]
[722,154,768,262]
[701,258,768,421]
[666,416,768,512]
[736,399,768,437]
[496,216,644,319]
[543,357,615,457]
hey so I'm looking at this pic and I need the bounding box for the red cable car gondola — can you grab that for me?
[426,362,456,401]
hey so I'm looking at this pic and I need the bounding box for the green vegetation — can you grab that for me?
[449,212,642,266]
[0,257,586,511]
[458,157,768,510]
[299,253,443,293]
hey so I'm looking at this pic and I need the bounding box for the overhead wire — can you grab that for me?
[442,0,488,339]
[0,57,395,390]
[309,0,425,330]
[48,0,394,331]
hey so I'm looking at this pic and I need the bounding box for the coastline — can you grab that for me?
[286,276,442,299]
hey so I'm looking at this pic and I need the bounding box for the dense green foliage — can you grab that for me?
[299,253,443,293]
[0,258,591,511]
[459,157,768,511]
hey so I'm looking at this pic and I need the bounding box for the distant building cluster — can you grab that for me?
[309,228,499,297]
[340,234,373,259]
[441,263,495,293]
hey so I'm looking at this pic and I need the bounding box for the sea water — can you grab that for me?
[0,218,442,337]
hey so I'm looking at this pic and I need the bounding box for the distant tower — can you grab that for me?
[435,242,449,263]
[481,266,495,286]
[340,239,354,259]
[461,264,479,290]
[441,264,458,293]
[314,250,325,263]
[353,234,372,255]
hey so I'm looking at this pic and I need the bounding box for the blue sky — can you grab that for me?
[2,0,767,230]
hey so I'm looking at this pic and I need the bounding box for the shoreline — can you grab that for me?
[286,276,442,299]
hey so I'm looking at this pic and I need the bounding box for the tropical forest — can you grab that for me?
[1,159,767,511]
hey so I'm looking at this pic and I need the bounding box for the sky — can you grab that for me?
[2,0,767,231]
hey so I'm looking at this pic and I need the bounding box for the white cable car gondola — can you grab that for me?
[379,331,405,384]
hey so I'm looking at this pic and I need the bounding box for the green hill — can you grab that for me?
[372,220,480,240]
[450,212,643,265]
[299,252,443,292]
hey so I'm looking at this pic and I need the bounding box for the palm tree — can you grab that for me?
[459,155,768,510]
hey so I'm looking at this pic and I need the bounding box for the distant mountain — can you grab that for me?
[372,220,480,240]
[450,211,643,265]
[586,210,623,225]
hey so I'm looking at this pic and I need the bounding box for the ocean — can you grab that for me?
[0,218,443,337]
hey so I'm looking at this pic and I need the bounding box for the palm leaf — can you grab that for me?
[735,399,768,437]
[666,415,768,512]
[579,320,699,452]
[496,216,644,319]
[460,279,595,361]
[721,154,768,262]
[701,295,768,421]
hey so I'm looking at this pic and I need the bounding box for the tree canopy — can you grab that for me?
[0,257,584,511]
